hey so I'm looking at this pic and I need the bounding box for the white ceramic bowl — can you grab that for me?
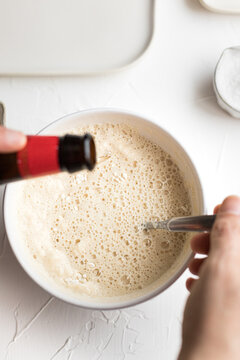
[4,109,205,310]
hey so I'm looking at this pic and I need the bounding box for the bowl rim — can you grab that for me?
[3,107,206,310]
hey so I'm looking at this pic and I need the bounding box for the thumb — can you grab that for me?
[210,196,240,254]
[0,127,26,153]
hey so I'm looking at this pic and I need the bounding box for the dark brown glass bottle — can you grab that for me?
[0,134,96,185]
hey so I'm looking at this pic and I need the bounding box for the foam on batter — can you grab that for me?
[17,123,192,298]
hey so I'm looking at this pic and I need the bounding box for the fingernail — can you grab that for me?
[219,196,240,215]
[5,129,26,148]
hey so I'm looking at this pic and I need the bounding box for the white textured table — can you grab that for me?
[1,1,240,359]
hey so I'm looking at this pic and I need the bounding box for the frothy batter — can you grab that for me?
[17,123,192,298]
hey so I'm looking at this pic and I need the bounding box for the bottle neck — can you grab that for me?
[17,136,60,178]
[0,134,96,185]
[17,134,96,178]
[59,134,96,173]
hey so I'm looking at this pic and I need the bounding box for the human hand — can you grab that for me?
[0,126,26,153]
[178,196,240,360]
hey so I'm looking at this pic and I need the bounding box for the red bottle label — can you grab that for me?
[17,136,60,178]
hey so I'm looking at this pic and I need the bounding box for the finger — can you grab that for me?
[191,233,210,255]
[210,196,240,254]
[214,204,221,214]
[186,277,197,292]
[0,127,26,153]
[189,257,206,276]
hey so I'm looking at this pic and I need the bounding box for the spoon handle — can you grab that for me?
[167,215,216,232]
[0,103,5,126]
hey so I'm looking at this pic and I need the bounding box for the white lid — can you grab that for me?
[199,0,240,14]
[0,0,154,75]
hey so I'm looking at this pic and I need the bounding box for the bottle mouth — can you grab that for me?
[59,134,96,173]
[83,134,96,170]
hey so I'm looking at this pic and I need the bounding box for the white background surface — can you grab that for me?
[1,1,240,359]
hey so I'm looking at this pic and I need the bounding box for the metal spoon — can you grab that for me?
[0,103,5,126]
[0,103,6,245]
[144,215,216,232]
